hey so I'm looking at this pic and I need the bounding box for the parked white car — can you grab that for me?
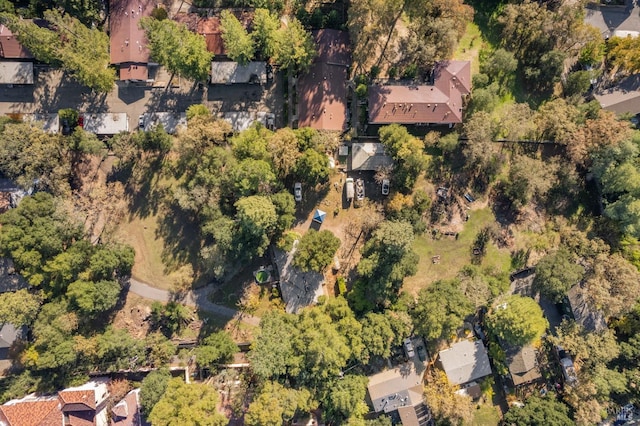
[294,182,302,202]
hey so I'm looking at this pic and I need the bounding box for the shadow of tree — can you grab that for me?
[156,202,202,277]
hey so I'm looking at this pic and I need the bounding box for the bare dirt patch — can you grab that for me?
[112,292,153,339]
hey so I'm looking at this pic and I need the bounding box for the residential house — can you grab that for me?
[367,345,432,426]
[437,340,492,387]
[296,29,351,131]
[112,389,147,426]
[349,142,394,171]
[109,0,156,82]
[593,74,640,116]
[567,284,606,332]
[584,2,640,39]
[82,113,129,136]
[368,61,471,126]
[0,62,33,85]
[22,113,60,133]
[0,379,110,426]
[222,111,275,132]
[0,395,62,426]
[210,61,267,85]
[272,245,325,314]
[505,345,542,387]
[139,112,187,134]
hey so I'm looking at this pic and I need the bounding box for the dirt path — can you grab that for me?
[128,277,261,327]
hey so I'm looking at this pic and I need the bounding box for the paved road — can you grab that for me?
[128,277,261,327]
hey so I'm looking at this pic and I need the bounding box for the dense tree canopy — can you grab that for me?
[1,11,115,92]
[149,378,227,426]
[486,295,548,346]
[534,248,584,302]
[503,395,573,426]
[140,17,213,81]
[379,124,428,192]
[220,10,255,64]
[412,279,474,341]
[294,230,341,272]
[352,221,419,309]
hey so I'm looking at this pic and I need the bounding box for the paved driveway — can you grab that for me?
[129,277,261,326]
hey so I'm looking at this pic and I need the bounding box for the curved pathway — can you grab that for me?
[128,277,261,327]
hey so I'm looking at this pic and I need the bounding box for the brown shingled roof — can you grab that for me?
[0,24,32,59]
[368,60,471,125]
[297,30,350,131]
[109,0,155,75]
[0,398,62,426]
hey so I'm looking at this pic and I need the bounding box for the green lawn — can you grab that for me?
[453,22,487,76]
[114,173,201,290]
[403,207,512,295]
[472,404,501,426]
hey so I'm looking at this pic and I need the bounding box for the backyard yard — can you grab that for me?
[403,206,512,295]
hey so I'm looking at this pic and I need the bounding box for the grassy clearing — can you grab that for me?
[472,404,501,426]
[454,22,487,76]
[115,212,174,290]
[403,207,512,295]
[114,172,201,290]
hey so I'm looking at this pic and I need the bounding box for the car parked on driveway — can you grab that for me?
[294,182,302,202]
[356,178,365,201]
[138,114,145,130]
[382,179,390,196]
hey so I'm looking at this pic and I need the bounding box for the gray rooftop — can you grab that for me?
[272,243,324,314]
[141,112,187,134]
[0,62,33,85]
[210,61,266,84]
[584,1,640,39]
[567,284,606,332]
[438,340,492,386]
[0,258,28,294]
[594,74,640,116]
[368,360,426,413]
[350,143,394,171]
[22,114,60,134]
[82,113,129,135]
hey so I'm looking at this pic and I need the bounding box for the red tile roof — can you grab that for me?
[368,60,471,125]
[109,0,155,76]
[174,14,225,56]
[0,24,32,59]
[59,390,96,410]
[0,398,62,426]
[119,63,148,81]
[297,30,351,131]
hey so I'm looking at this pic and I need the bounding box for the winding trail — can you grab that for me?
[128,277,261,327]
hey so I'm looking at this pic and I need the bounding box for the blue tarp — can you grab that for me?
[313,209,326,224]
